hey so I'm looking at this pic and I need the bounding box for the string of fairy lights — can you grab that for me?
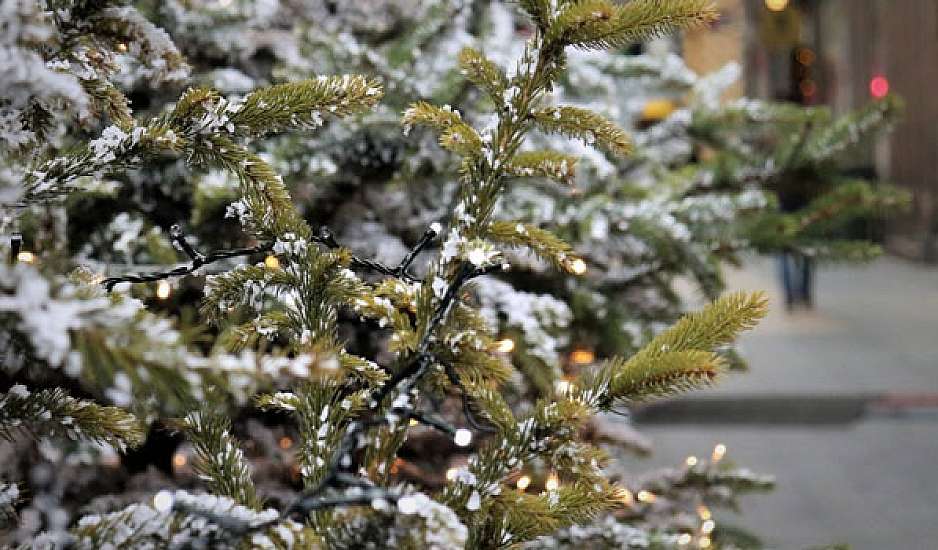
[9,224,726,546]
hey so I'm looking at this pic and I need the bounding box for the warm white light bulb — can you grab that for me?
[446,467,459,481]
[453,428,472,447]
[544,473,559,492]
[516,475,531,490]
[568,258,587,275]
[686,455,698,467]
[156,280,171,299]
[494,338,515,353]
[712,443,726,462]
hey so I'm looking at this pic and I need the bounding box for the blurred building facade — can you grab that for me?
[688,0,938,261]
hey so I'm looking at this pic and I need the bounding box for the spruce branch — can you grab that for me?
[183,410,263,510]
[532,106,633,156]
[547,0,718,51]
[0,385,144,451]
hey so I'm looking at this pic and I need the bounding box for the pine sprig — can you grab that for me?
[183,411,262,510]
[588,291,767,407]
[547,0,719,50]
[506,150,578,185]
[533,106,633,156]
[458,47,509,101]
[488,220,581,273]
[0,385,144,451]
[230,76,383,137]
[402,102,483,157]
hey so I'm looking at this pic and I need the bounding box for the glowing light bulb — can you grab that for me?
[686,455,698,467]
[409,418,419,427]
[677,533,692,546]
[570,348,595,365]
[453,428,472,447]
[636,490,656,503]
[712,443,726,462]
[516,475,531,490]
[764,0,788,11]
[701,520,715,534]
[494,338,515,353]
[446,467,459,481]
[16,251,34,263]
[265,255,281,269]
[545,473,560,492]
[279,436,293,449]
[697,505,712,520]
[156,280,171,299]
[172,452,187,469]
[568,258,587,275]
[152,490,174,512]
[870,75,890,99]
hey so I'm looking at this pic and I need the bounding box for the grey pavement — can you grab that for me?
[637,256,938,549]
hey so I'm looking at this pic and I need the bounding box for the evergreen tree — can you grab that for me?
[0,1,904,548]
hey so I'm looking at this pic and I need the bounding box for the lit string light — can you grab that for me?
[516,475,531,490]
[544,472,560,492]
[765,0,789,11]
[711,443,726,462]
[494,338,515,353]
[156,280,171,299]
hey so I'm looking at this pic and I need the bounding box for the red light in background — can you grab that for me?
[870,76,890,99]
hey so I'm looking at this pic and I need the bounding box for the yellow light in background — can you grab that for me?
[265,255,281,270]
[446,468,459,481]
[686,455,698,467]
[618,489,634,505]
[172,452,187,469]
[568,258,587,275]
[699,536,712,548]
[494,338,515,353]
[570,348,595,365]
[697,504,712,520]
[156,280,171,300]
[516,475,531,490]
[641,98,677,121]
[796,47,816,66]
[16,251,34,263]
[701,520,715,534]
[409,418,419,427]
[711,443,726,462]
[544,473,560,492]
[278,436,293,450]
[765,0,789,11]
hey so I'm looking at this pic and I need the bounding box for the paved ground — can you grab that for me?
[637,256,938,549]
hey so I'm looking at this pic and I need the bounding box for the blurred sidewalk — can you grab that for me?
[637,256,938,549]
